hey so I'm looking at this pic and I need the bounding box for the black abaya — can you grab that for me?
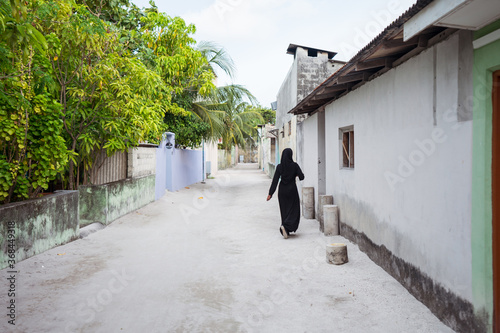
[268,148,305,233]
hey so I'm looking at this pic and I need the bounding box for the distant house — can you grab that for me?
[257,123,278,178]
[289,0,500,332]
[275,44,345,171]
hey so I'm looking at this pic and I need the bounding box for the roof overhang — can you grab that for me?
[286,43,337,59]
[268,128,279,138]
[290,0,447,116]
[404,0,500,40]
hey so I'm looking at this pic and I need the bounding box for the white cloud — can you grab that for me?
[133,0,417,106]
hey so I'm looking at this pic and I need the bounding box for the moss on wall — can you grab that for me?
[0,191,79,270]
[79,175,155,227]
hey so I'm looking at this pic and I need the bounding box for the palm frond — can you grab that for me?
[197,41,236,79]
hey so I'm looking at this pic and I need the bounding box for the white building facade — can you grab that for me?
[289,0,500,330]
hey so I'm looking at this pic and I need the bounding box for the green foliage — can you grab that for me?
[0,45,67,203]
[0,0,48,61]
[197,41,235,79]
[163,112,210,148]
[138,11,216,106]
[0,0,264,202]
[256,106,276,125]
[213,85,262,151]
[33,0,171,189]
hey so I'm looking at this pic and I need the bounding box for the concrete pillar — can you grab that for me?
[323,205,339,236]
[326,243,348,265]
[302,187,315,219]
[318,195,333,232]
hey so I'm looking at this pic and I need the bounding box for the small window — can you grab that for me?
[308,49,318,57]
[340,126,354,169]
[288,120,292,136]
[281,126,284,138]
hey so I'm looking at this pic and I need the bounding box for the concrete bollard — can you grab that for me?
[318,195,333,232]
[323,205,339,236]
[302,187,315,219]
[326,243,348,265]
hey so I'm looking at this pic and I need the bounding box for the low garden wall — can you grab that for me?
[79,175,155,227]
[0,191,79,270]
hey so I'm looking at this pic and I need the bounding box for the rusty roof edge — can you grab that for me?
[347,0,435,64]
[289,0,435,115]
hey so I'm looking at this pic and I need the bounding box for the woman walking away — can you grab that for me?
[266,148,305,239]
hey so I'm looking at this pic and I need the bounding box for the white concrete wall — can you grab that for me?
[276,60,298,130]
[301,113,319,209]
[318,32,472,301]
[204,141,218,176]
[276,60,298,158]
[276,46,344,165]
[128,147,156,178]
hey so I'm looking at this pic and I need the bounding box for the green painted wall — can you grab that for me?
[79,175,155,226]
[471,20,500,332]
[0,191,79,270]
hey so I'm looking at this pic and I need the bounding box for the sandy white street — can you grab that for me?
[0,163,454,333]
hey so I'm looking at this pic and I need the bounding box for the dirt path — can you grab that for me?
[0,163,454,333]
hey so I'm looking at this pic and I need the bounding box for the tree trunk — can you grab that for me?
[68,159,75,190]
[226,148,231,167]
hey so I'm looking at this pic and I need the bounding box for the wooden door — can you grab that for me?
[493,70,500,332]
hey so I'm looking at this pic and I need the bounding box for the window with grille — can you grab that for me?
[340,126,354,169]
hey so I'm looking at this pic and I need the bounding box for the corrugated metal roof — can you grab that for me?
[348,0,435,64]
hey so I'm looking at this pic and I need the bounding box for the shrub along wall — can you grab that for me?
[0,191,79,270]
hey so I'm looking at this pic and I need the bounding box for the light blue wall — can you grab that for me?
[170,148,203,192]
[156,138,203,195]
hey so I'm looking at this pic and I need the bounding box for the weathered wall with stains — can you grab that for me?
[277,46,343,163]
[79,175,155,227]
[0,191,79,269]
[296,49,344,103]
[315,31,479,331]
[276,58,298,132]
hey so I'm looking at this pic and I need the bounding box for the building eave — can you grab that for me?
[289,0,442,116]
[286,43,338,59]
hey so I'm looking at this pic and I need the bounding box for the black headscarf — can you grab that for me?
[268,147,304,197]
[279,148,296,184]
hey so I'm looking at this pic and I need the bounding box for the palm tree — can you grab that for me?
[191,42,262,149]
[214,85,262,164]
[196,41,236,80]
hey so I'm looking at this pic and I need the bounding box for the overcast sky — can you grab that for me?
[131,0,417,107]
